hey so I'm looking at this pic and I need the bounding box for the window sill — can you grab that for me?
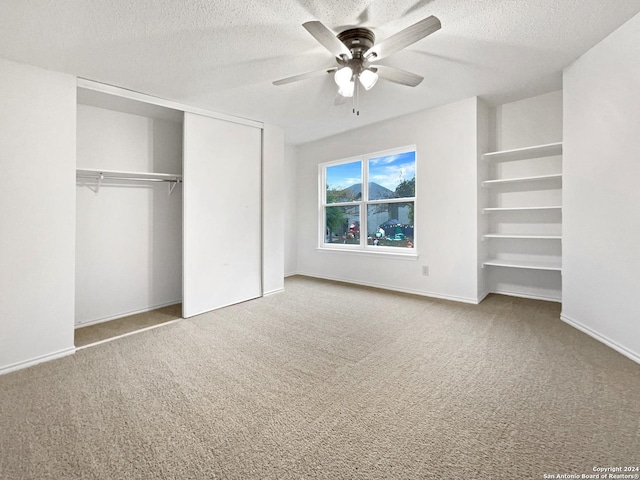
[317,246,419,260]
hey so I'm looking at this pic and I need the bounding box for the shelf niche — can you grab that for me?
[480,140,563,302]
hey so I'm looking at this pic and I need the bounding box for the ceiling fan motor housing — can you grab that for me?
[337,28,375,58]
[336,28,376,75]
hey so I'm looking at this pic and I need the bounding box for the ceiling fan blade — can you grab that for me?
[303,21,353,59]
[364,15,441,62]
[374,65,424,87]
[273,67,337,86]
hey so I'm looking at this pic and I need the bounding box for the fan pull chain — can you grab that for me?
[352,77,356,115]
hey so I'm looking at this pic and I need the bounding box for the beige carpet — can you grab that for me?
[74,303,182,347]
[1,276,638,479]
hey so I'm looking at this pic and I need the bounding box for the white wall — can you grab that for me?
[284,145,298,276]
[0,58,76,373]
[295,97,480,303]
[262,124,285,294]
[562,12,640,362]
[75,104,183,325]
[494,90,563,150]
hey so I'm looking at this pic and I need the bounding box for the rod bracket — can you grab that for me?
[169,179,180,195]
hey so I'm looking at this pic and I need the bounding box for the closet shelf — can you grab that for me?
[483,258,562,271]
[482,142,562,162]
[76,168,182,194]
[483,206,562,213]
[76,168,182,181]
[483,234,562,240]
[482,174,562,186]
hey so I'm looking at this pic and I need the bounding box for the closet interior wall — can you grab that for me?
[75,89,183,326]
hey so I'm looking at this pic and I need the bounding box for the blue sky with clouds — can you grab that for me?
[326,161,361,190]
[369,151,415,191]
[326,151,415,192]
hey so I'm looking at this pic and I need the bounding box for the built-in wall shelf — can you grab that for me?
[481,142,563,162]
[76,168,182,193]
[482,174,562,187]
[479,139,564,299]
[483,206,562,213]
[483,234,562,240]
[483,258,562,271]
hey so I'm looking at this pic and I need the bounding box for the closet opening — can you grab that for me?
[74,87,184,346]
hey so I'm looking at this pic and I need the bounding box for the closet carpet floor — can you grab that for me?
[1,276,639,479]
[74,303,182,347]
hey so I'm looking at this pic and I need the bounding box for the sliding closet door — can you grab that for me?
[183,113,262,318]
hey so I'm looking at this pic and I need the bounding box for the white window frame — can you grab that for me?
[318,145,417,256]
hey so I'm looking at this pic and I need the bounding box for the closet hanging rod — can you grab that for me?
[76,170,182,194]
[76,174,181,183]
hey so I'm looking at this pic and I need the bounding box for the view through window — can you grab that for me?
[321,147,416,251]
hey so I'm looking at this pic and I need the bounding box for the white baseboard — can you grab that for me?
[489,288,562,303]
[263,287,285,297]
[75,300,182,329]
[290,274,564,306]
[295,271,480,305]
[0,346,76,376]
[477,290,491,303]
[561,314,640,365]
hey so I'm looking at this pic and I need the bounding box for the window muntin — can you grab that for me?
[320,147,416,252]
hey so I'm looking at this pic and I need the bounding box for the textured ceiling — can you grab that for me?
[1,0,639,144]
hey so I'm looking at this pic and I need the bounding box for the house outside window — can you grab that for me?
[320,146,416,253]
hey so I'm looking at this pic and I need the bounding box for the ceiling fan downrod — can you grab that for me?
[338,27,373,116]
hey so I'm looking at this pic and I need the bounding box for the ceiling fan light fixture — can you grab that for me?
[359,69,378,90]
[338,80,355,97]
[334,66,353,87]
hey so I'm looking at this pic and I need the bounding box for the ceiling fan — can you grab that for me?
[272,15,441,114]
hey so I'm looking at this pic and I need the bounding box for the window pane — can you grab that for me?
[367,151,415,200]
[326,161,362,203]
[324,205,360,244]
[367,203,414,248]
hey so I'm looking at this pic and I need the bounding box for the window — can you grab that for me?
[320,147,416,252]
